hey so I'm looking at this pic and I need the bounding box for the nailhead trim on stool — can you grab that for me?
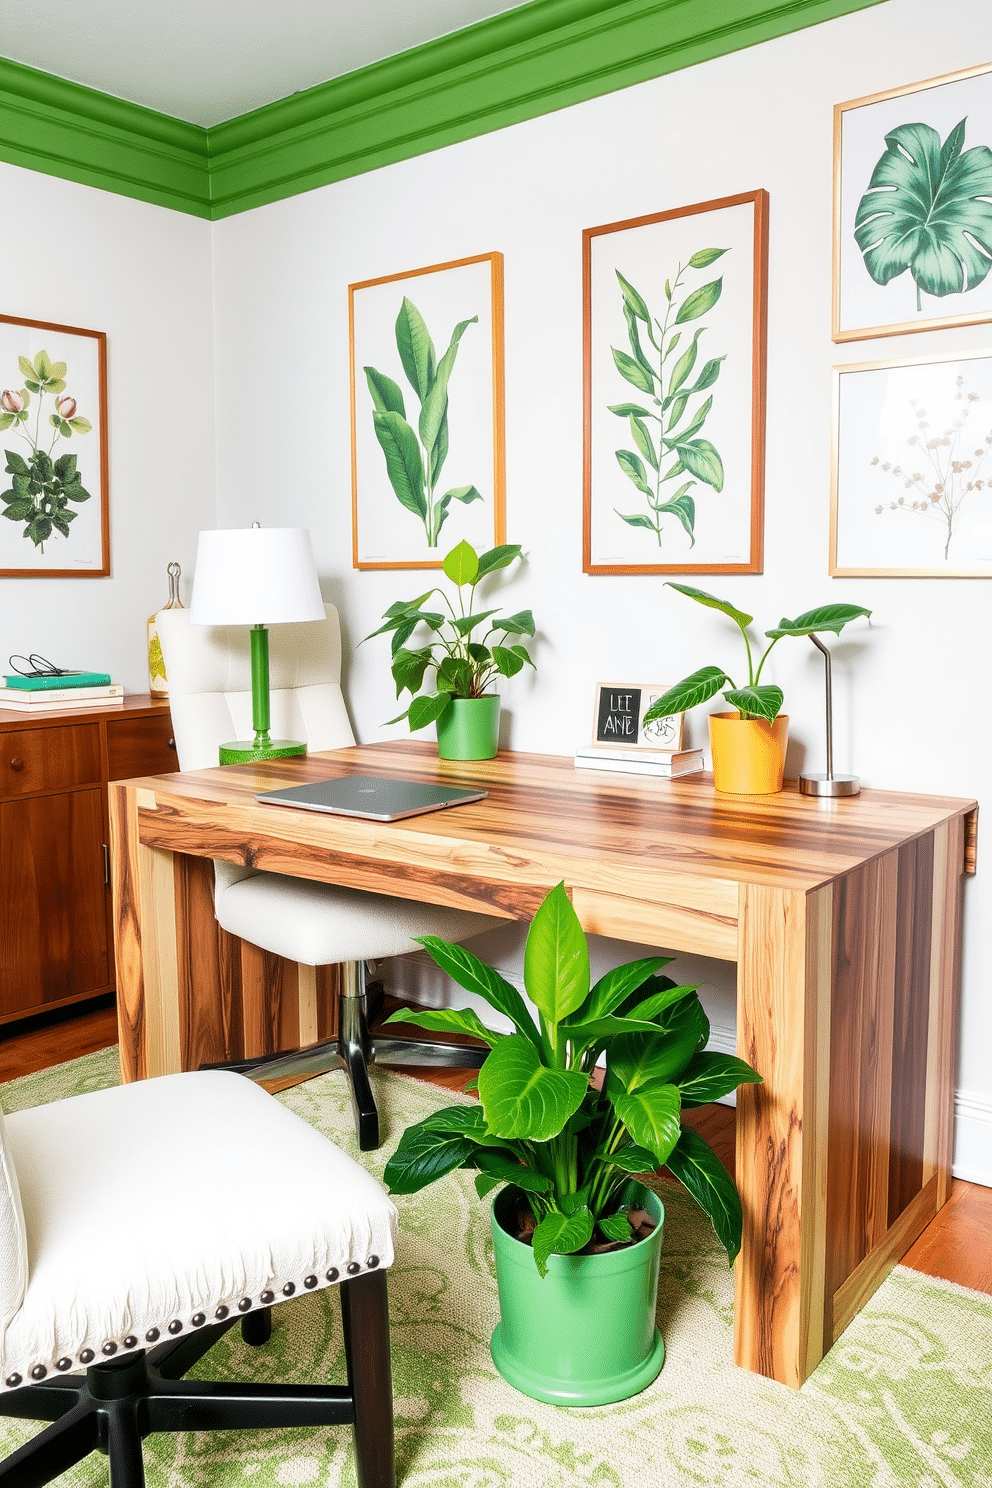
[6,1265,372,1388]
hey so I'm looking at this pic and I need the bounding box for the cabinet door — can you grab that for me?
[0,788,108,1017]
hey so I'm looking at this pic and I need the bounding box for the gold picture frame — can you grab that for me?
[830,345,992,576]
[0,313,109,578]
[349,253,505,570]
[833,62,992,343]
[582,190,768,576]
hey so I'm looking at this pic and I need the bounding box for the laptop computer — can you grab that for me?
[255,773,487,822]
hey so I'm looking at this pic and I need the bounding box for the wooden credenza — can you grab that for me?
[0,695,175,1025]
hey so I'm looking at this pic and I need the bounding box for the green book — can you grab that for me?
[4,671,112,691]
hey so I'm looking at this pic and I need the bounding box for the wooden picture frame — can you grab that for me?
[349,253,505,570]
[833,62,992,343]
[590,683,685,751]
[0,314,109,578]
[830,346,992,576]
[582,190,768,576]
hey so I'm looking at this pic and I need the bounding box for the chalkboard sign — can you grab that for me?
[590,683,683,752]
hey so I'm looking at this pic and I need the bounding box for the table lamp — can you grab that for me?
[799,633,860,797]
[189,525,325,763]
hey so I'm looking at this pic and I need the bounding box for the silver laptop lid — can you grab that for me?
[255,773,487,822]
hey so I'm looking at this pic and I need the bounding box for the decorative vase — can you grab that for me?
[708,711,789,795]
[147,561,184,698]
[489,1185,665,1406]
[435,695,500,761]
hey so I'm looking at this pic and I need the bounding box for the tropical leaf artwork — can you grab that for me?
[1,350,93,553]
[364,297,484,548]
[608,251,728,548]
[854,117,992,313]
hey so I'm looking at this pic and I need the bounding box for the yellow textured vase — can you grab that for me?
[708,711,789,795]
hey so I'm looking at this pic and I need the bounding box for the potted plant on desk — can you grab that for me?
[383,882,761,1405]
[363,539,535,761]
[643,584,871,795]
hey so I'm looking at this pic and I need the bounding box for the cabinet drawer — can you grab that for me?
[0,724,102,800]
[107,710,177,780]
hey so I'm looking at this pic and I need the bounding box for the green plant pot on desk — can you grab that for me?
[644,584,871,795]
[364,539,536,761]
[382,883,761,1405]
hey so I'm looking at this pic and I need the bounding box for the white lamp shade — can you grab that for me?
[189,528,325,626]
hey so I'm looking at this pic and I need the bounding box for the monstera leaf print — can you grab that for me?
[855,118,992,311]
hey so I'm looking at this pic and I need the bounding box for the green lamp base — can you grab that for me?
[219,739,307,764]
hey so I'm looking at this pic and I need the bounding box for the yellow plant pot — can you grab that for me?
[708,712,789,795]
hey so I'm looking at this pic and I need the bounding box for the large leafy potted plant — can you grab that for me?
[364,538,535,761]
[643,584,871,795]
[382,883,761,1405]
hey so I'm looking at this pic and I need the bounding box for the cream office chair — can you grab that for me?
[157,605,502,1150]
[0,1068,396,1487]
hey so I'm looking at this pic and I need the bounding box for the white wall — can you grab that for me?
[8,1,976,1177]
[0,163,216,682]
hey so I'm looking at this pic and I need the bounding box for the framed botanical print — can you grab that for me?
[833,63,992,342]
[582,190,768,575]
[0,314,109,578]
[830,346,992,576]
[349,253,505,570]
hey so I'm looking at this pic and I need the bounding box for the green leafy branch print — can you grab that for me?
[1,350,93,552]
[855,117,992,313]
[608,251,728,547]
[364,298,484,548]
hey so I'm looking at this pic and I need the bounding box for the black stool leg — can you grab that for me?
[241,1308,272,1347]
[105,1400,145,1488]
[340,1273,394,1488]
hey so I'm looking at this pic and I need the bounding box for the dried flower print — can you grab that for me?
[871,374,992,558]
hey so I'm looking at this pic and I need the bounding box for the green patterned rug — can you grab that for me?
[2,1049,991,1487]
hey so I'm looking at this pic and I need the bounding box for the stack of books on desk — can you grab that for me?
[0,676,123,710]
[574,743,704,777]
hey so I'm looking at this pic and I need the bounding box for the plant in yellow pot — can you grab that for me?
[643,584,871,795]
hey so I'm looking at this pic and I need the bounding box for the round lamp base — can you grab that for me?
[799,773,860,798]
[219,740,307,765]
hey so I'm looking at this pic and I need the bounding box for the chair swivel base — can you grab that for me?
[211,994,488,1152]
[0,1273,393,1488]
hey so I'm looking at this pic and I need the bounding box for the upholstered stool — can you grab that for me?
[0,1069,397,1488]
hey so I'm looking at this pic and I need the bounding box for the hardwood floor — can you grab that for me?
[2,996,990,1298]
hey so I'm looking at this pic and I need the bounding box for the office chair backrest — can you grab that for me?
[0,1111,28,1328]
[157,605,356,772]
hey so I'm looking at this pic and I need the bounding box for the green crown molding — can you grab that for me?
[0,55,210,216]
[0,0,885,221]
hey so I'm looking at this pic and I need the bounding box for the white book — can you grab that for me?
[0,691,124,711]
[574,751,703,778]
[0,682,123,706]
[575,743,702,766]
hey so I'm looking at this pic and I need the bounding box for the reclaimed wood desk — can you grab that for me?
[108,742,976,1388]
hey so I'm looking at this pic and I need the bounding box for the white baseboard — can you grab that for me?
[953,1091,992,1188]
[384,955,991,1187]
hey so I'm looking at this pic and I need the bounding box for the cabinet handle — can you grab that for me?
[102,843,110,886]
[9,757,24,772]
[168,737,176,751]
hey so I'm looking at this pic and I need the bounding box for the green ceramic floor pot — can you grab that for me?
[490,1184,666,1406]
[436,695,500,761]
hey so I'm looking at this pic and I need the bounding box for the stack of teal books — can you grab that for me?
[4,671,112,690]
[0,672,122,711]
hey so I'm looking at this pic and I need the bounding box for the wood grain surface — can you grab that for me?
[108,741,977,1389]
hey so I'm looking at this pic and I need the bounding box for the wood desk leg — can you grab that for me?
[735,822,965,1388]
[109,783,182,1083]
[735,882,832,1388]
